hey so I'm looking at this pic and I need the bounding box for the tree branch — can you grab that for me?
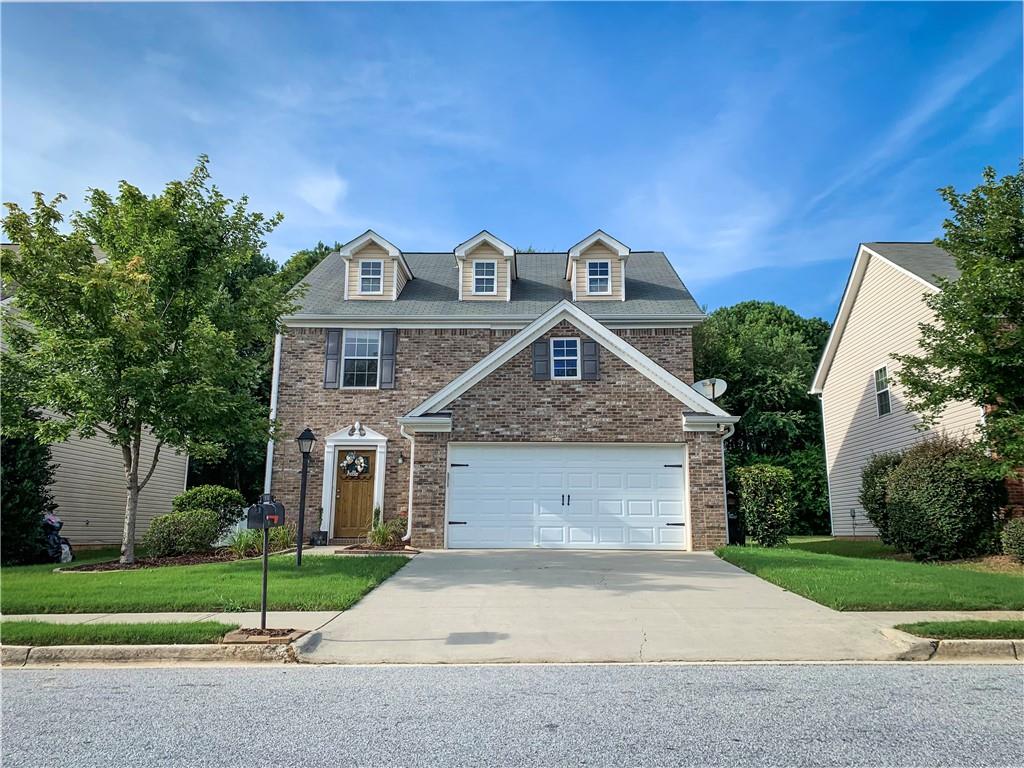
[137,439,165,491]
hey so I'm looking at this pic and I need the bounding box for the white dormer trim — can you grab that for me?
[566,229,630,280]
[454,230,517,280]
[404,300,734,421]
[339,229,414,282]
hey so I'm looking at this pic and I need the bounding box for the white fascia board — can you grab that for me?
[568,230,630,260]
[396,415,453,433]
[454,230,515,260]
[281,314,705,329]
[405,300,731,418]
[682,413,740,431]
[809,244,941,394]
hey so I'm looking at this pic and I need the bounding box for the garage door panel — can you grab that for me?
[447,444,688,550]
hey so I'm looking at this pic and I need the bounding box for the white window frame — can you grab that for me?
[342,329,382,389]
[874,366,891,417]
[472,260,498,295]
[550,337,581,380]
[586,260,612,295]
[358,260,384,295]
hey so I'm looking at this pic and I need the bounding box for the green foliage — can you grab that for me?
[269,522,297,551]
[173,485,246,535]
[695,301,831,534]
[0,410,57,565]
[141,508,221,558]
[894,164,1024,476]
[366,508,405,548]
[225,529,263,559]
[895,620,1024,640]
[1,157,292,563]
[1001,519,1024,563]
[858,451,904,545]
[0,620,239,646]
[736,465,794,547]
[885,437,1006,561]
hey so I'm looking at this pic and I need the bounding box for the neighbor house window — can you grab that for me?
[874,366,891,417]
[359,260,383,294]
[587,261,611,294]
[551,338,580,380]
[342,330,381,388]
[473,261,497,294]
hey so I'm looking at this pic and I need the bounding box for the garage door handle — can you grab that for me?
[561,494,565,506]
[665,523,685,527]
[448,521,467,525]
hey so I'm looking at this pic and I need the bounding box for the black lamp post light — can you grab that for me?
[295,427,316,566]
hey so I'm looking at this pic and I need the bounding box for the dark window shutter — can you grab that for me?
[379,329,397,390]
[323,330,341,389]
[581,339,600,380]
[532,339,550,380]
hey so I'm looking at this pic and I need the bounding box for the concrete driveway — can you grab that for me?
[296,551,919,663]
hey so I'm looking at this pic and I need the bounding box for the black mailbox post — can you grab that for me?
[247,494,286,629]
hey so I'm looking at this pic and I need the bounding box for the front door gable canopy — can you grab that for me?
[402,300,735,424]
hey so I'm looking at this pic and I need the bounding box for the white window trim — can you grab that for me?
[472,260,498,295]
[341,329,382,389]
[358,260,384,295]
[874,365,891,417]
[550,337,581,380]
[586,260,612,296]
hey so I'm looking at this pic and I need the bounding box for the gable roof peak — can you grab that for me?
[454,230,515,259]
[339,230,413,279]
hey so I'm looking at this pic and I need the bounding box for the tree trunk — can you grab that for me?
[119,432,142,565]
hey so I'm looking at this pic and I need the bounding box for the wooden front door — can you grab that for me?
[333,450,376,538]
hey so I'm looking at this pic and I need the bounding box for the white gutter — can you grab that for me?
[399,424,415,542]
[262,332,284,494]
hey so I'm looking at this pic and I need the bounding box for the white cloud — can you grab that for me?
[294,173,349,217]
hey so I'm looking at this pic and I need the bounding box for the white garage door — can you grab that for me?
[447,444,687,550]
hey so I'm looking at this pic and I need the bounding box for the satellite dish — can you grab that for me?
[694,378,728,400]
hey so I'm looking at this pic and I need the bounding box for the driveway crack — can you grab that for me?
[639,628,647,662]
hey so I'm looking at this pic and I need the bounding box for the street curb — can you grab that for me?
[879,628,936,661]
[1,643,295,667]
[930,639,1021,661]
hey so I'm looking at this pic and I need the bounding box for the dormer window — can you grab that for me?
[359,260,383,294]
[473,261,497,295]
[587,261,611,295]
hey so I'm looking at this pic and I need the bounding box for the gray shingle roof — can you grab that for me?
[865,242,958,287]
[291,251,704,321]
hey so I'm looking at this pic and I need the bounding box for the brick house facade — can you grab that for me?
[267,229,736,551]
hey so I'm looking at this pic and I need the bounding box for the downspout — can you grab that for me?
[399,424,415,542]
[263,332,284,494]
[720,422,735,544]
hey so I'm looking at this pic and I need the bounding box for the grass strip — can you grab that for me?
[894,620,1024,639]
[0,621,239,646]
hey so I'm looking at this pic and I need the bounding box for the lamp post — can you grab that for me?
[296,427,316,566]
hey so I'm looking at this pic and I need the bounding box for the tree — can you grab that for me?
[895,164,1024,476]
[1,157,290,563]
[694,300,831,533]
[0,408,57,565]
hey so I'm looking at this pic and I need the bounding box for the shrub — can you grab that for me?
[764,448,830,535]
[1001,519,1024,563]
[173,485,246,535]
[269,523,297,552]
[142,508,221,558]
[858,451,904,545]
[0,412,57,565]
[736,465,794,548]
[885,437,1006,561]
[366,509,405,548]
[224,528,263,559]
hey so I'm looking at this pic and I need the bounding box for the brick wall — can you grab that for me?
[270,322,725,549]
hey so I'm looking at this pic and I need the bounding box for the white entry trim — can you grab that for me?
[319,424,388,535]
[405,300,733,418]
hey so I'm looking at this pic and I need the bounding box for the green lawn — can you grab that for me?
[1,554,408,614]
[786,537,900,560]
[716,545,1024,611]
[895,620,1024,639]
[0,621,239,646]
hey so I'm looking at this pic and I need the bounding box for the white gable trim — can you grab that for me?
[340,230,413,281]
[566,230,629,279]
[405,300,731,418]
[455,230,514,259]
[810,244,941,394]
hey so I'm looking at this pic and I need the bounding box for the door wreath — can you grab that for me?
[340,452,369,478]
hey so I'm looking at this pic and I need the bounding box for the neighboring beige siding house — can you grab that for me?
[2,243,189,546]
[810,242,981,536]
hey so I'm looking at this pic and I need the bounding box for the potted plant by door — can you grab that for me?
[309,506,328,546]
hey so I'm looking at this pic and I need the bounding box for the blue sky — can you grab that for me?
[2,2,1020,320]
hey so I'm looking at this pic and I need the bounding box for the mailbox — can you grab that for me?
[247,495,286,530]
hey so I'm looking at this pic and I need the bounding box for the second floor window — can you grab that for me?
[874,366,891,417]
[343,330,380,388]
[587,261,611,294]
[551,338,580,380]
[473,261,497,294]
[359,260,383,294]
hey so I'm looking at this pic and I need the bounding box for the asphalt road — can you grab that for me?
[2,664,1021,767]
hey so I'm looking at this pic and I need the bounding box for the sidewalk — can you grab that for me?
[2,611,341,631]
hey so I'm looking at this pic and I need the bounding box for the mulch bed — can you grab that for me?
[340,544,419,554]
[236,628,296,638]
[62,552,238,572]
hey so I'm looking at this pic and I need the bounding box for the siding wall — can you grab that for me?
[345,243,396,300]
[573,242,623,300]
[48,428,188,545]
[821,255,981,536]
[460,242,510,301]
